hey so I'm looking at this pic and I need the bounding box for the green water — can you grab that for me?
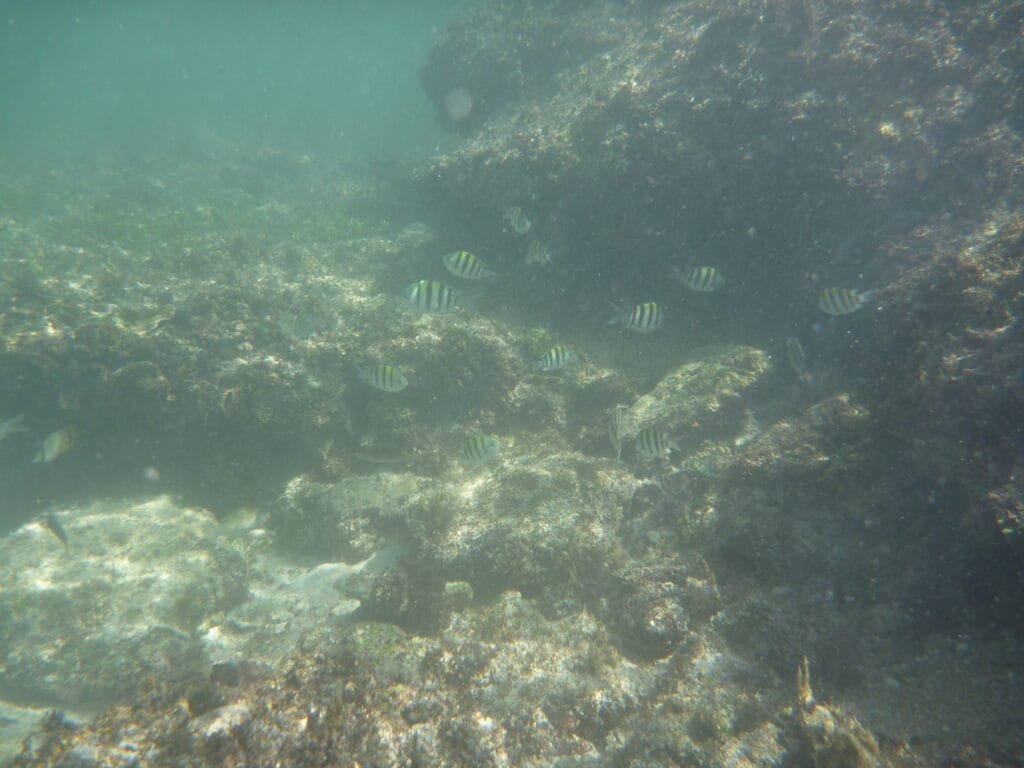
[0,0,476,163]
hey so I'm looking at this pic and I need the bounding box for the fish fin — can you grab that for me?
[606,300,626,325]
[458,290,481,311]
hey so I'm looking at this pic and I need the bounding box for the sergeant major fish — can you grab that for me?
[635,426,680,460]
[404,279,459,313]
[443,250,495,280]
[672,265,725,292]
[357,364,408,393]
[461,434,501,467]
[608,301,664,333]
[536,345,579,372]
[503,206,532,235]
[817,287,877,316]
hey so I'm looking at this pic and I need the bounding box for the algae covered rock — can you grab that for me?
[343,562,450,635]
[597,552,720,661]
[603,640,786,768]
[784,658,882,768]
[622,345,771,452]
[430,452,635,607]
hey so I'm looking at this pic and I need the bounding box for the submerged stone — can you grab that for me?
[622,345,771,453]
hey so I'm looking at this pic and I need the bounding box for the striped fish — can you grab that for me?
[609,301,664,333]
[461,434,501,467]
[403,279,459,313]
[817,287,876,316]
[443,250,493,280]
[356,364,408,393]
[503,206,532,235]
[525,241,552,266]
[635,426,678,459]
[673,265,725,292]
[536,345,579,372]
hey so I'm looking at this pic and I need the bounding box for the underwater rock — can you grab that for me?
[597,553,720,661]
[345,562,449,635]
[429,452,635,607]
[422,591,638,752]
[621,345,771,454]
[415,2,1024,715]
[401,697,444,725]
[189,703,252,762]
[784,658,881,768]
[0,700,55,764]
[603,638,786,768]
[0,497,246,708]
[418,0,1022,339]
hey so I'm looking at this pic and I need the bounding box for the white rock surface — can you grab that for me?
[0,494,390,722]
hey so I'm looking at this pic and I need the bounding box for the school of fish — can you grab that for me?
[378,203,881,465]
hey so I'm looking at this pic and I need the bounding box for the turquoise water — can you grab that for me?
[0,1,475,162]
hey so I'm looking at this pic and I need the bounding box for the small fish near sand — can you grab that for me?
[41,512,69,550]
[403,279,459,314]
[817,287,877,316]
[635,426,680,460]
[608,301,664,333]
[536,345,580,372]
[356,364,408,393]
[503,206,532,235]
[33,428,75,463]
[461,434,501,467]
[672,265,726,292]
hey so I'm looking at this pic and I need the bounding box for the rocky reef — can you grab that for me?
[3,0,1024,766]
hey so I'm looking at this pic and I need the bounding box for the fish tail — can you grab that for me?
[606,300,626,325]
